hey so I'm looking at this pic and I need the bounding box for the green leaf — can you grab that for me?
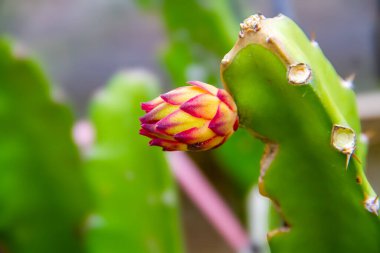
[84,70,184,253]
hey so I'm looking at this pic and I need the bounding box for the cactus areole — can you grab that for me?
[139,81,238,151]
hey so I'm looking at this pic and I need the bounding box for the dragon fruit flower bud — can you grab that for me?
[139,81,239,151]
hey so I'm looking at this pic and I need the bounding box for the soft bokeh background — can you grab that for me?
[1,1,380,252]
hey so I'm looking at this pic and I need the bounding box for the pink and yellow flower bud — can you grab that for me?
[139,81,239,151]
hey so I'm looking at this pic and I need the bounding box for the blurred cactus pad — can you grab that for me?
[0,37,183,253]
[0,38,90,253]
[221,14,380,253]
[84,70,184,253]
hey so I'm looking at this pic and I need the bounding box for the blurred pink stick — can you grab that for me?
[167,152,250,252]
[73,120,94,151]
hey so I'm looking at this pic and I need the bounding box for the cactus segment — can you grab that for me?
[0,38,89,253]
[84,70,184,253]
[159,0,238,85]
[221,15,380,253]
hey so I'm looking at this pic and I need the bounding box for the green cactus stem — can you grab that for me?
[221,14,380,253]
[160,0,238,85]
[83,70,184,253]
[0,38,89,253]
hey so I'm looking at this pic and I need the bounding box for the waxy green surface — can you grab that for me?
[221,15,380,253]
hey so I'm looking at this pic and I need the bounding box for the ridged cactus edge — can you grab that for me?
[221,14,380,253]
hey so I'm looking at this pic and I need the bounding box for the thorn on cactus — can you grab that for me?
[364,196,379,215]
[239,14,266,37]
[287,63,312,85]
[311,40,319,47]
[341,73,356,89]
[139,81,239,151]
[221,56,230,65]
[331,124,356,169]
[310,31,317,42]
